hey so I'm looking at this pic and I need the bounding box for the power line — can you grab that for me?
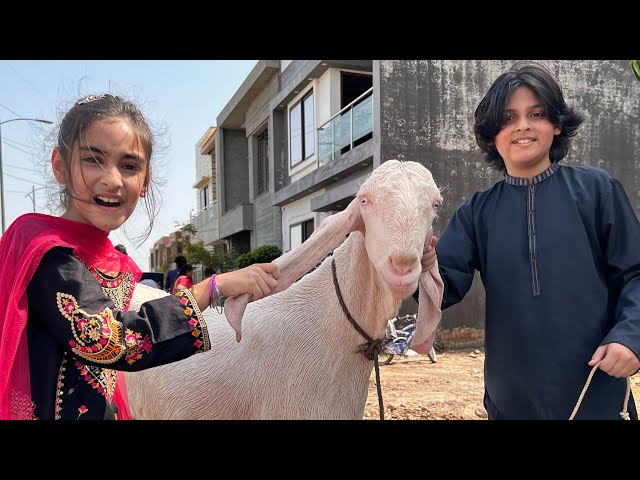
[3,163,41,174]
[0,102,21,117]
[4,61,49,102]
[1,135,33,149]
[4,172,45,186]
[1,139,40,158]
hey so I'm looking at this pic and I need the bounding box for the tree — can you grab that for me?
[176,222,238,272]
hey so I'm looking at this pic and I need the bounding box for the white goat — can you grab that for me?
[124,160,444,419]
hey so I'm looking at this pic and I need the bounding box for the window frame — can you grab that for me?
[289,89,315,169]
[289,218,315,251]
[256,128,269,196]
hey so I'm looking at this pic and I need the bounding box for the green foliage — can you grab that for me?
[180,223,198,236]
[251,244,283,263]
[176,222,238,273]
[632,60,640,81]
[235,252,254,269]
[234,244,282,269]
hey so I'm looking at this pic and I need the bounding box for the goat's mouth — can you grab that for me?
[384,273,420,299]
[389,284,417,300]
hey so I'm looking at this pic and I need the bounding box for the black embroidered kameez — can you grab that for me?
[26,247,209,420]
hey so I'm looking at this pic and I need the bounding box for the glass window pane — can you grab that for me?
[303,219,314,242]
[290,103,302,167]
[290,224,302,250]
[257,129,268,195]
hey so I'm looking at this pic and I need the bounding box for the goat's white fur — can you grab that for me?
[124,160,443,419]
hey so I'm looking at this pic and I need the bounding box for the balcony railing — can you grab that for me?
[190,200,219,244]
[317,87,373,166]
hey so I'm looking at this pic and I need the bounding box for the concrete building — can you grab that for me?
[148,235,170,273]
[176,60,640,337]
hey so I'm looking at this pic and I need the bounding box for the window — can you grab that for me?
[199,186,208,210]
[289,219,314,250]
[289,90,314,168]
[256,129,269,195]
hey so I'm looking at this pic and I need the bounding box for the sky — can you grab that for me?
[0,60,258,271]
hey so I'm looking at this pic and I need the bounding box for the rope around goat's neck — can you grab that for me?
[330,258,386,420]
[569,363,631,420]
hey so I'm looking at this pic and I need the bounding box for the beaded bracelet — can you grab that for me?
[209,274,224,314]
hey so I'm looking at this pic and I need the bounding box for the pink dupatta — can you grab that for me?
[0,213,141,420]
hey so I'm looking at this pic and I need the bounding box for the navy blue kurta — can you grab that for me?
[425,162,640,419]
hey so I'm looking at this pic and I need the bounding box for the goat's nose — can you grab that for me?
[389,254,417,276]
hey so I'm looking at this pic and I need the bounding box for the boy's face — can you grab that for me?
[494,85,561,178]
[52,118,148,233]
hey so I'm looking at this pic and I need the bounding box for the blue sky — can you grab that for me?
[0,60,258,270]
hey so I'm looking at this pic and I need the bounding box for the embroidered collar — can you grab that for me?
[504,162,559,186]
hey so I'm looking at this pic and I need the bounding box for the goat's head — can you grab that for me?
[224,160,443,345]
[355,159,442,299]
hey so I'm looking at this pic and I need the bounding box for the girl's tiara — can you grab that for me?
[76,94,109,106]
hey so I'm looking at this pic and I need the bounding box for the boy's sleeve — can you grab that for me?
[413,198,480,309]
[27,247,210,372]
[599,179,640,358]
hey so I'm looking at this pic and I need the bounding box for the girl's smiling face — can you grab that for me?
[52,118,148,233]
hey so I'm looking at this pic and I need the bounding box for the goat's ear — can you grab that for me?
[411,259,444,354]
[224,197,363,342]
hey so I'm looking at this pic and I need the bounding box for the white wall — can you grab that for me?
[280,190,331,252]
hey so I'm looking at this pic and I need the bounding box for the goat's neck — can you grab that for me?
[332,233,401,340]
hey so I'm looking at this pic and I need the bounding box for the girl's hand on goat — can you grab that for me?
[421,235,439,273]
[217,263,281,300]
[588,342,640,378]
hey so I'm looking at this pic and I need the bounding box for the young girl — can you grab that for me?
[0,93,280,420]
[172,264,194,293]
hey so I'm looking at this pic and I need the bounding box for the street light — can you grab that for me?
[0,117,54,234]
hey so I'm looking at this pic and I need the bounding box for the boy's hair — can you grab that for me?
[174,255,187,267]
[114,244,128,255]
[474,62,584,173]
[54,93,159,241]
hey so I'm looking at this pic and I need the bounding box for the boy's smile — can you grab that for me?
[494,85,561,179]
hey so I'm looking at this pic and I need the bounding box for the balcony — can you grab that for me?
[317,87,373,166]
[191,200,219,244]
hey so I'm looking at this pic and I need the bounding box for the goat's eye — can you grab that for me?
[434,201,441,209]
[360,197,368,205]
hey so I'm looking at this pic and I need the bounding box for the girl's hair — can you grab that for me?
[474,62,584,173]
[54,93,159,242]
[178,263,193,276]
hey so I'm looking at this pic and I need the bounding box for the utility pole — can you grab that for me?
[0,117,53,232]
[25,185,46,213]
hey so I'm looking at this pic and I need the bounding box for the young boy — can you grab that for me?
[419,62,640,419]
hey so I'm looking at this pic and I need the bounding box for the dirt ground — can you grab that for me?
[364,347,640,420]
